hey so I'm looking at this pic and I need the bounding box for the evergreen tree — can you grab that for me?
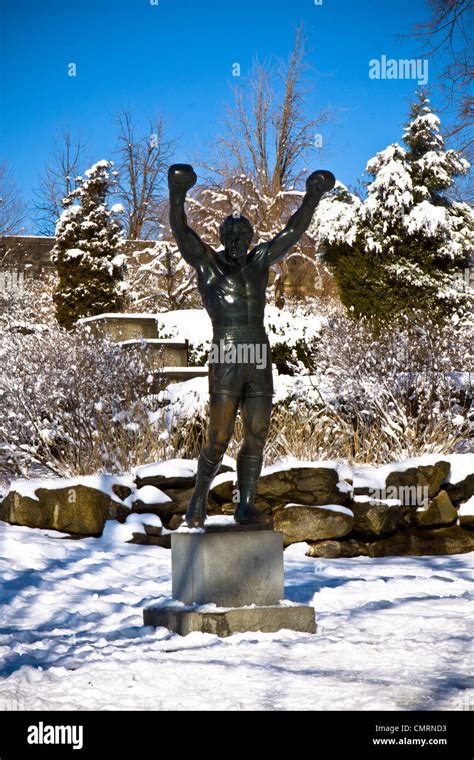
[312,93,473,322]
[52,160,127,329]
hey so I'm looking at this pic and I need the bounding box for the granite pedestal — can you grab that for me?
[143,525,316,637]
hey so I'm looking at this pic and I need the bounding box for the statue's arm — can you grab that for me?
[266,170,335,266]
[168,164,208,269]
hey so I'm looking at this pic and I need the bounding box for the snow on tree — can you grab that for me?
[126,238,199,312]
[312,93,474,322]
[51,160,127,329]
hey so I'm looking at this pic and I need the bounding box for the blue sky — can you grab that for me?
[0,0,454,233]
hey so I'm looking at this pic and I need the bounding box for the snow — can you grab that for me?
[84,159,110,177]
[79,312,160,324]
[284,503,354,517]
[155,309,212,344]
[100,513,162,545]
[176,515,236,533]
[133,457,235,485]
[6,474,134,505]
[459,497,474,517]
[123,486,171,508]
[404,201,448,236]
[64,248,84,260]
[0,522,471,710]
[352,454,474,491]
[133,458,197,482]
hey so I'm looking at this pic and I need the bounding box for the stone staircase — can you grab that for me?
[78,313,208,385]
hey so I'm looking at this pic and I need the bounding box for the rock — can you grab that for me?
[445,473,474,506]
[211,466,351,510]
[210,476,236,504]
[306,538,370,558]
[350,499,407,539]
[273,503,354,545]
[413,490,457,528]
[367,526,474,557]
[0,483,127,535]
[157,487,194,514]
[167,513,185,530]
[112,483,133,501]
[385,460,450,504]
[127,526,171,549]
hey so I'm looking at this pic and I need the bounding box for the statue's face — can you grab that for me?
[220,217,254,261]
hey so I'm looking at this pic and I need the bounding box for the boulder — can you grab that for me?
[273,503,354,545]
[0,483,127,535]
[211,465,351,510]
[385,460,450,503]
[306,539,370,558]
[413,490,457,528]
[445,473,474,507]
[367,526,474,557]
[350,498,407,539]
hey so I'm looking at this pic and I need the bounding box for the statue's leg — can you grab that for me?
[184,393,240,528]
[234,395,273,525]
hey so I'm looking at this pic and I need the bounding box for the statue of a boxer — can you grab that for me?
[168,164,335,527]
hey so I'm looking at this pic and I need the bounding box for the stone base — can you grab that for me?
[171,529,284,607]
[143,603,316,637]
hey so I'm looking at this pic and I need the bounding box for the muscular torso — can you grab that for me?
[196,244,270,329]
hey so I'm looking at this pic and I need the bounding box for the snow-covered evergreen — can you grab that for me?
[51,160,127,329]
[312,93,473,321]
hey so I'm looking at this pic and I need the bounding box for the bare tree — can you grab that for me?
[113,108,174,240]
[33,125,87,235]
[410,0,473,163]
[0,162,25,236]
[214,26,331,192]
[198,25,332,305]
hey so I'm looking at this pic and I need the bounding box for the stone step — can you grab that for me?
[161,366,208,383]
[78,312,160,341]
[120,339,188,369]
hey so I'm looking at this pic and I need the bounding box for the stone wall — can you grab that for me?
[2,456,472,556]
[0,236,154,275]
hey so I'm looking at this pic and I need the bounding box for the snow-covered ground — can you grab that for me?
[0,520,472,711]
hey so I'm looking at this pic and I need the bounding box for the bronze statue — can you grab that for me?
[168,164,335,528]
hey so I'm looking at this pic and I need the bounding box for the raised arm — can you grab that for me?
[266,170,336,266]
[168,164,209,270]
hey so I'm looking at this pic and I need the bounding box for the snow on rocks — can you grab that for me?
[0,453,472,556]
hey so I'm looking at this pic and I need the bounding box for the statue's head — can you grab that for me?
[219,214,254,261]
